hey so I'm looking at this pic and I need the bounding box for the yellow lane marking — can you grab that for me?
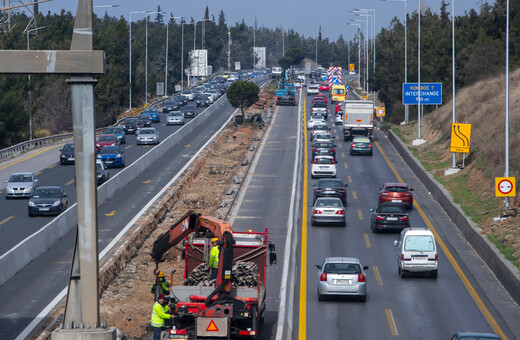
[343,163,348,170]
[35,172,42,176]
[341,152,345,157]
[185,144,191,147]
[125,145,133,149]
[374,141,507,339]
[352,191,357,199]
[104,210,117,217]
[347,176,352,183]
[357,209,363,220]
[65,179,75,186]
[338,143,342,148]
[385,309,398,335]
[335,135,338,140]
[48,164,58,169]
[364,234,371,248]
[142,179,151,184]
[299,93,308,340]
[373,266,383,286]
[0,216,15,226]
[0,144,62,170]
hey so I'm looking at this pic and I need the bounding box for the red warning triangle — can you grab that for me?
[206,320,219,332]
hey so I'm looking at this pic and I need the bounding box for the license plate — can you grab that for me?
[335,279,351,284]
[319,166,328,169]
[387,217,398,221]
[392,199,402,202]
[323,191,334,194]
[413,256,427,261]
[39,208,49,211]
[324,210,334,215]
[68,157,75,161]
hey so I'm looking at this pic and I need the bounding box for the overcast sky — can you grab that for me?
[37,0,493,41]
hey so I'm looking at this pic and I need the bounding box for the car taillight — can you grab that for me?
[369,143,372,148]
[358,274,366,282]
[338,189,345,193]
[400,216,408,221]
[316,189,322,192]
[170,329,188,335]
[313,159,317,164]
[405,193,411,196]
[239,330,257,336]
[320,273,327,281]
[331,148,335,152]
[331,159,335,164]
[435,254,438,260]
[376,216,384,221]
[351,143,355,148]
[313,148,317,152]
[313,209,322,214]
[401,254,410,261]
[336,210,345,215]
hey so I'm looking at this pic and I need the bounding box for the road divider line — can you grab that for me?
[357,209,363,220]
[65,179,75,186]
[338,143,342,148]
[298,93,308,340]
[47,164,58,169]
[347,176,352,183]
[373,266,382,286]
[341,152,345,157]
[0,216,14,226]
[35,171,42,176]
[364,234,371,248]
[374,140,506,339]
[0,144,62,170]
[352,191,357,199]
[385,309,398,335]
[344,163,348,170]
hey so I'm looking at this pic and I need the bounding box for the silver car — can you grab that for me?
[311,197,345,226]
[5,172,38,198]
[315,257,368,301]
[136,127,160,145]
[166,111,185,125]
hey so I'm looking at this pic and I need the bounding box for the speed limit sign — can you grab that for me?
[376,107,385,117]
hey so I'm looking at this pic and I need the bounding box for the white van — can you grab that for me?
[272,67,283,78]
[394,227,438,278]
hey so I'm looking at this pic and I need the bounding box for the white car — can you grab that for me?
[349,70,356,75]
[335,114,343,125]
[307,115,326,130]
[136,127,160,145]
[311,155,336,178]
[314,132,334,144]
[166,111,185,125]
[307,84,319,94]
[181,92,194,101]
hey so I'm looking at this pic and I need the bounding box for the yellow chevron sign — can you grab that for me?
[450,123,471,153]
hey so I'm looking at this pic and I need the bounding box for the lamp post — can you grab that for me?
[25,25,50,140]
[417,0,421,139]
[165,16,184,96]
[383,0,408,123]
[451,0,456,168]
[347,23,361,85]
[315,32,318,67]
[282,26,285,56]
[505,0,510,210]
[352,12,370,94]
[356,8,376,103]
[129,11,147,110]
[350,19,366,92]
[145,10,165,104]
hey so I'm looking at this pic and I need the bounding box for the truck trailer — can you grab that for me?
[343,100,374,141]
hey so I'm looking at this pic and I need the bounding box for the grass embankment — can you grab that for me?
[392,68,520,270]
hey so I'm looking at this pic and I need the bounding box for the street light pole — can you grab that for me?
[165,16,184,96]
[144,11,164,104]
[347,22,361,86]
[25,25,50,140]
[505,0,510,209]
[451,0,456,168]
[129,11,147,110]
[181,19,185,91]
[417,0,421,139]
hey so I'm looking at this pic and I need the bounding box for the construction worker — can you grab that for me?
[150,271,171,298]
[150,294,172,340]
[209,237,220,280]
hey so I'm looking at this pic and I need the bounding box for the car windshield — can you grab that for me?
[313,102,326,107]
[324,263,361,274]
[164,100,176,105]
[138,115,150,120]
[169,112,183,117]
[139,129,155,134]
[385,186,409,192]
[404,235,435,252]
[377,205,406,213]
[32,188,60,199]
[143,108,156,113]
[354,138,370,143]
[105,128,121,134]
[125,118,137,124]
[315,158,333,164]
[313,126,328,131]
[98,135,116,142]
[318,180,342,187]
[100,147,120,154]
[315,198,342,208]
[184,106,196,110]
[62,144,74,152]
[9,174,33,182]
[333,88,345,94]
[315,143,333,148]
[310,115,324,120]
[315,134,331,139]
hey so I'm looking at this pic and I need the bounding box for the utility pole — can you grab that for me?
[227,29,231,71]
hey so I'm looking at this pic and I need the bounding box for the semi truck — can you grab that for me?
[151,211,277,339]
[343,100,374,141]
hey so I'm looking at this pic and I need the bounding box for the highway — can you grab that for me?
[299,90,520,339]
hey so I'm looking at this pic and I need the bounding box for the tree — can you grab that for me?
[285,48,304,66]
[226,81,260,117]
[278,56,293,70]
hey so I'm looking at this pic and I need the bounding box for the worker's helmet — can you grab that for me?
[157,271,165,278]
[211,237,219,243]
[158,294,165,300]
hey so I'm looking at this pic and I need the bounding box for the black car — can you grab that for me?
[96,160,109,185]
[28,186,68,217]
[313,178,348,205]
[197,94,212,107]
[182,104,198,118]
[312,141,336,161]
[123,117,140,134]
[59,143,75,165]
[178,95,190,105]
[370,202,410,233]
[162,99,179,113]
[136,114,152,127]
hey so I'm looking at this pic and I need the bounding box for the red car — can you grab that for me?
[335,103,343,113]
[320,83,330,91]
[96,134,120,152]
[378,183,414,210]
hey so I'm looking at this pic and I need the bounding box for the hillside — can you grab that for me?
[394,67,520,268]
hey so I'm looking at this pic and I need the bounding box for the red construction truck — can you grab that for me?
[151,211,277,339]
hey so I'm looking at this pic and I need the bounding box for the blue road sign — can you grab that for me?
[332,77,341,85]
[345,85,350,90]
[402,83,442,105]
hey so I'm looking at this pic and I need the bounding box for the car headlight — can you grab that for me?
[28,201,35,207]
[97,174,103,178]
[52,201,61,207]
[25,186,33,192]
[61,155,66,158]
[97,154,102,158]
[116,154,121,158]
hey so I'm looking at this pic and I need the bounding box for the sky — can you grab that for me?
[35,0,494,41]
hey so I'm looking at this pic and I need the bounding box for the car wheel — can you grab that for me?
[369,151,373,156]
[318,293,324,301]
[371,224,377,233]
[359,294,367,302]
[350,150,353,155]
[431,270,438,279]
[28,211,33,217]
[400,269,406,278]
